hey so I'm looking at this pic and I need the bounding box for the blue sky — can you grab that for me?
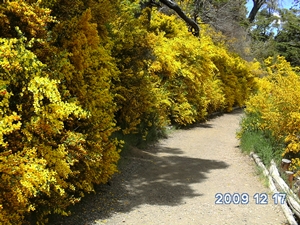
[246,0,295,14]
[279,0,295,8]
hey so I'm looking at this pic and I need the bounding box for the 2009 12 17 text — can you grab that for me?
[215,193,286,205]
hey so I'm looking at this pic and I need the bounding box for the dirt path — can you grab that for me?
[50,109,288,225]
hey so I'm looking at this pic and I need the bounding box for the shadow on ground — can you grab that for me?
[49,140,229,224]
[181,108,243,130]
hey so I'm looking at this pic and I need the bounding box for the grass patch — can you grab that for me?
[239,129,283,168]
[254,164,269,188]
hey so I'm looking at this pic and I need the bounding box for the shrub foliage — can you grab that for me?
[0,0,256,223]
[239,56,300,175]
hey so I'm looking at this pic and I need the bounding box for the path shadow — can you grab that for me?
[183,122,214,129]
[182,108,244,130]
[49,144,229,225]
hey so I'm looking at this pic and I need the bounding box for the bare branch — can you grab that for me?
[159,0,200,36]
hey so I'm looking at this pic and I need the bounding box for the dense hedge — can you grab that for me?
[0,0,256,224]
[239,56,300,173]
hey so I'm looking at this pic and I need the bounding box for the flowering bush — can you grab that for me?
[240,56,300,175]
[0,0,257,224]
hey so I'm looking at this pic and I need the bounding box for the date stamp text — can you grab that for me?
[215,193,286,205]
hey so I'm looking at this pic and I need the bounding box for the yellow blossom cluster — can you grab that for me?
[0,0,257,223]
[241,56,300,176]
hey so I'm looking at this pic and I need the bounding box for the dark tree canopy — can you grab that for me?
[275,9,300,66]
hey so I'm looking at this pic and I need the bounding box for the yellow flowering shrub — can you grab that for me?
[147,25,212,124]
[46,8,121,191]
[1,1,122,222]
[210,36,256,112]
[0,147,59,225]
[111,7,256,134]
[110,3,171,138]
[0,0,259,223]
[0,35,90,223]
[241,56,300,176]
[0,0,55,39]
[147,12,254,124]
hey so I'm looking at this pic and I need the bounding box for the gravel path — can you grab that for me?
[50,109,288,225]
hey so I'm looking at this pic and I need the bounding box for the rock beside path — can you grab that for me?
[50,109,288,225]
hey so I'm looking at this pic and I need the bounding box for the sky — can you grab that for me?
[245,0,296,33]
[279,0,295,8]
[246,0,295,14]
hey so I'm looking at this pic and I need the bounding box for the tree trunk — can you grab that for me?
[248,0,266,23]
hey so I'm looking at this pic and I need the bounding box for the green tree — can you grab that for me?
[248,0,279,22]
[274,8,300,66]
[249,8,278,61]
[249,7,300,66]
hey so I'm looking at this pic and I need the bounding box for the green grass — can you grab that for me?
[239,129,283,168]
[254,165,270,188]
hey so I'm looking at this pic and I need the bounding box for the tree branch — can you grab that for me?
[159,0,200,37]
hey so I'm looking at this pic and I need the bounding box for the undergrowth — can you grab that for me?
[238,115,284,168]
